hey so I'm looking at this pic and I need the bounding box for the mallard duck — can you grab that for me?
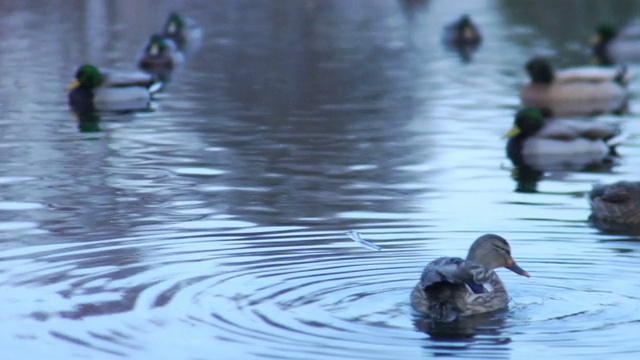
[589,181,640,233]
[162,12,202,51]
[442,14,482,45]
[520,57,629,116]
[592,23,640,65]
[505,108,623,171]
[68,64,161,112]
[411,234,529,321]
[138,34,184,73]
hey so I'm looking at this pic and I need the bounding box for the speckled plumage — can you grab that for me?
[411,234,529,321]
[589,181,640,233]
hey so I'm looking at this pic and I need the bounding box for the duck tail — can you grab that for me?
[606,133,627,156]
[614,65,630,86]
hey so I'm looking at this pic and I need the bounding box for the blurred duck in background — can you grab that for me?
[442,14,482,61]
[504,108,624,172]
[589,181,640,234]
[520,57,629,117]
[592,21,640,65]
[442,14,482,45]
[162,12,202,52]
[138,34,184,79]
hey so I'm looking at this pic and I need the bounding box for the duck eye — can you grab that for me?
[493,244,511,256]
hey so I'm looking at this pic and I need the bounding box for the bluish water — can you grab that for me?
[1,0,640,359]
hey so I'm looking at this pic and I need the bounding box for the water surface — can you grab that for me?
[1,1,640,359]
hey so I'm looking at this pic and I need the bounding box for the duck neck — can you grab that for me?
[506,136,526,165]
[593,43,614,65]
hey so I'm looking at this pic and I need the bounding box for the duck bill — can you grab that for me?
[506,260,530,278]
[590,34,601,45]
[503,126,521,139]
[67,80,81,90]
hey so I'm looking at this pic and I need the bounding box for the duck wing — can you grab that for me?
[419,257,488,293]
[103,69,158,88]
[555,66,629,85]
[536,119,619,141]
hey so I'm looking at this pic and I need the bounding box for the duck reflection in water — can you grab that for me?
[73,111,102,133]
[504,108,622,192]
[441,14,482,62]
[411,234,529,341]
[414,311,511,347]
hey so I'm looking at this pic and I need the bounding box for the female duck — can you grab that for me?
[592,23,640,65]
[589,181,640,233]
[411,234,530,321]
[68,64,161,112]
[520,57,628,116]
[138,34,184,74]
[505,108,623,171]
[162,12,202,51]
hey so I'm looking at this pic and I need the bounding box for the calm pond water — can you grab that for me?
[1,0,640,359]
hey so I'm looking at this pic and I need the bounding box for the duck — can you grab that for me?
[138,34,184,76]
[68,64,161,112]
[505,108,623,171]
[592,22,640,65]
[162,12,202,51]
[520,57,629,116]
[442,14,482,45]
[589,181,640,233]
[411,234,530,321]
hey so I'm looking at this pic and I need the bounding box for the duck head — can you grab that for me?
[145,35,171,57]
[504,108,546,139]
[526,57,555,84]
[456,15,477,41]
[164,12,185,35]
[592,24,618,46]
[68,64,104,90]
[466,234,530,277]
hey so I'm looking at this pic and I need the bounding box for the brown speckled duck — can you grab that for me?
[411,234,530,321]
[589,181,640,233]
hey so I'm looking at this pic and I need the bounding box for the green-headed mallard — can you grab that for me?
[589,181,640,233]
[138,34,184,72]
[442,14,482,45]
[411,234,530,321]
[68,64,161,112]
[592,22,640,65]
[162,12,202,51]
[505,108,623,171]
[520,57,629,116]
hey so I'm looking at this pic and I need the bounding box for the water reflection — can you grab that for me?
[415,312,511,356]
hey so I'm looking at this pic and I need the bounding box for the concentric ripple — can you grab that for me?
[1,227,639,359]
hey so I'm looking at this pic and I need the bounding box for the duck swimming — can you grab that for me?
[520,57,629,116]
[505,108,623,171]
[68,64,161,112]
[592,22,640,65]
[442,14,482,45]
[411,234,530,321]
[441,14,482,61]
[589,181,640,233]
[162,12,202,51]
[138,34,184,73]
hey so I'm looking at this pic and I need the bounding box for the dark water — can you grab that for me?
[1,0,640,359]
